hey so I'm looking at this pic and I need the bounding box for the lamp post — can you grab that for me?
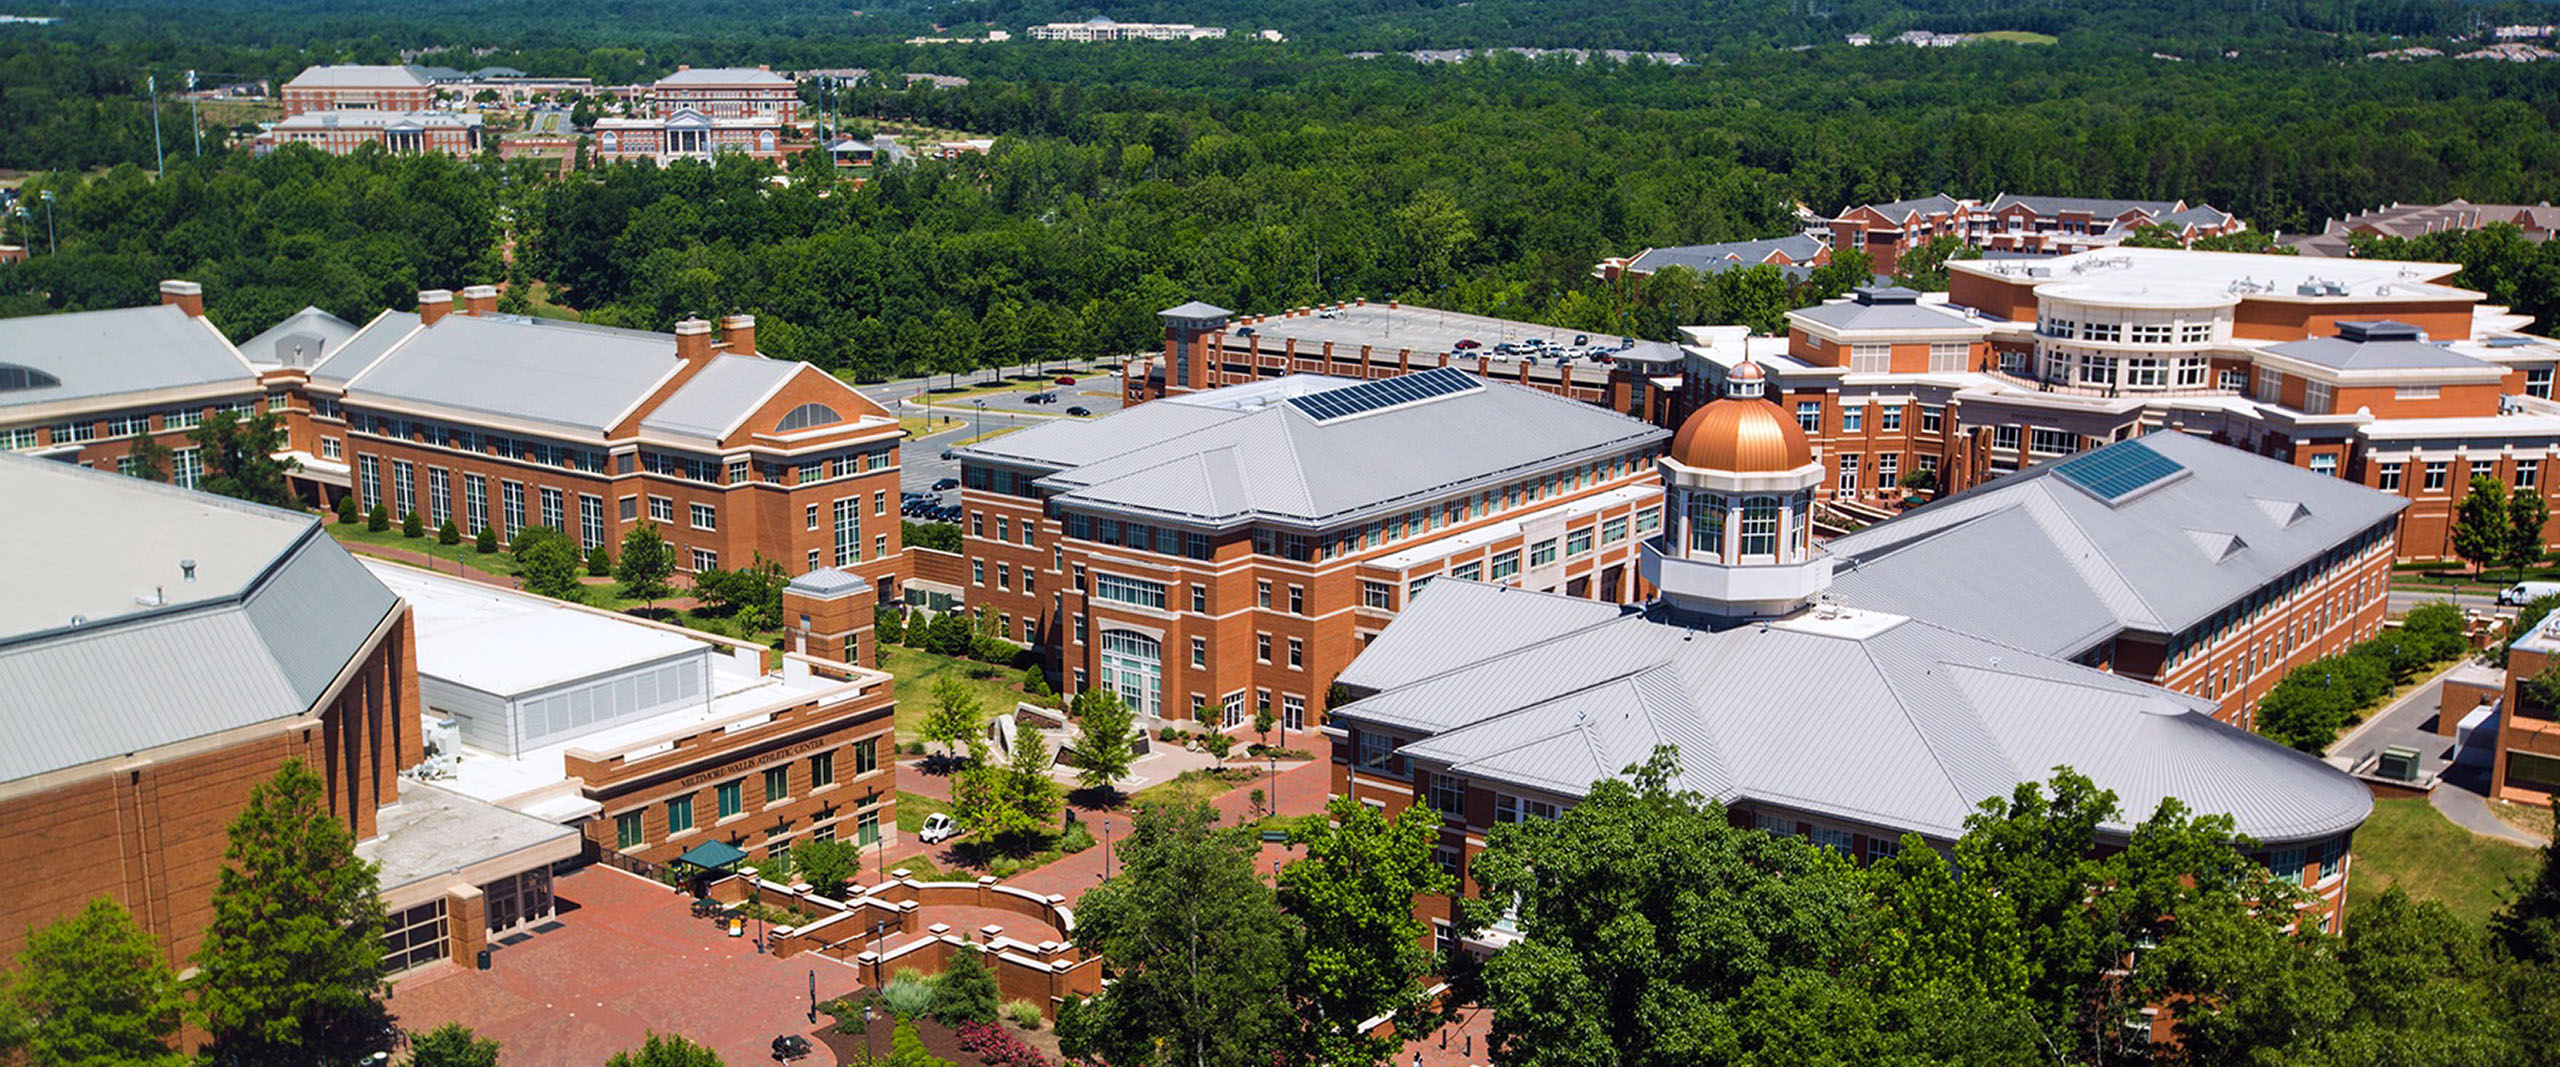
[1101,815,1112,880]
[39,190,55,255]
[972,398,985,442]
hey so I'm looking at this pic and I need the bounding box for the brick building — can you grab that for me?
[1324,380,2375,954]
[292,289,908,660]
[951,369,1669,732]
[279,65,439,116]
[0,281,278,484]
[2288,198,2560,257]
[594,66,797,164]
[0,455,575,976]
[1591,233,1831,283]
[1828,193,2244,274]
[268,108,484,158]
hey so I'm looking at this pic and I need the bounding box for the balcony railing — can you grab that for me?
[1978,367,2238,400]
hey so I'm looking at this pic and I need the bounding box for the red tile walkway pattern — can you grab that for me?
[390,866,866,1066]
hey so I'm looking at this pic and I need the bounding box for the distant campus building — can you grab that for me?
[267,65,477,158]
[1028,16,1227,40]
[1826,192,2246,274]
[594,66,800,163]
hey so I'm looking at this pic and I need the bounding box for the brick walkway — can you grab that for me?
[391,866,866,1066]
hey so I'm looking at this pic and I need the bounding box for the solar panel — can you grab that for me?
[1286,366,1483,423]
[2052,440,2186,503]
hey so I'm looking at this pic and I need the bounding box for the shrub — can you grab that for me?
[932,946,1001,1025]
[879,969,938,1019]
[586,544,612,576]
[1021,666,1050,695]
[1199,731,1235,763]
[401,510,423,538]
[1003,999,1045,1030]
[475,525,498,554]
[903,740,927,756]
[973,635,1023,665]
[437,518,462,545]
[1058,821,1095,854]
[334,495,358,524]
[366,503,389,532]
[1157,726,1183,743]
[877,605,906,645]
[954,1019,1051,1066]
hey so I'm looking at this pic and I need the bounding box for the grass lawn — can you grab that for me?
[1131,767,1257,810]
[900,414,967,439]
[2348,797,2541,928]
[523,280,584,322]
[880,645,1045,743]
[896,790,950,834]
[325,518,524,579]
[1977,29,2058,44]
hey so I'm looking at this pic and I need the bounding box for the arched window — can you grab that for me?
[758,130,776,153]
[1686,491,1725,559]
[599,131,618,152]
[776,402,842,432]
[1737,495,1781,560]
[0,363,62,392]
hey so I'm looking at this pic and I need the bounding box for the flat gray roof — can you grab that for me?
[1217,302,1681,364]
[1334,580,2370,845]
[356,783,582,892]
[0,304,257,409]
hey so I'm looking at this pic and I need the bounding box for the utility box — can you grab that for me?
[2378,745,2421,782]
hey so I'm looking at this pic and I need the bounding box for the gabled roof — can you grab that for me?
[656,66,792,87]
[1848,194,1963,222]
[309,309,420,386]
[274,109,480,132]
[344,314,682,435]
[1986,193,2182,218]
[1333,580,2370,845]
[2262,322,2498,373]
[959,372,1669,529]
[0,304,257,408]
[637,355,803,440]
[1625,234,1828,275]
[283,64,434,90]
[1826,432,2407,650]
[0,455,403,783]
[241,306,360,368]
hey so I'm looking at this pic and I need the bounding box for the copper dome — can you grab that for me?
[1669,396,1814,474]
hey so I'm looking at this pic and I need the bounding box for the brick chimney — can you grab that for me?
[461,284,499,316]
[674,318,715,364]
[720,314,756,356]
[158,280,204,318]
[418,289,454,326]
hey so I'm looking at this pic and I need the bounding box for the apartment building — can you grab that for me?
[1324,379,2374,952]
[268,108,483,158]
[594,66,797,163]
[1028,16,1227,40]
[1829,193,2244,274]
[298,290,908,643]
[279,64,439,116]
[951,369,1670,732]
[2287,198,2560,257]
[1591,233,1831,283]
[0,281,277,485]
[0,455,577,978]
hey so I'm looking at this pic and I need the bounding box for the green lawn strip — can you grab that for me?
[324,519,522,579]
[2348,796,2539,928]
[896,790,950,833]
[881,645,1041,744]
[1130,767,1257,810]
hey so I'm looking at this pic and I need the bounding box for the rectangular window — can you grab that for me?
[997,563,1011,590]
[2302,381,2334,415]
[763,766,789,803]
[2424,461,2448,491]
[428,467,451,524]
[1879,405,1903,432]
[666,795,695,834]
[1257,632,1272,662]
[579,495,604,549]
[1287,636,1303,668]
[809,751,835,788]
[1490,550,1521,581]
[1428,774,1468,819]
[2531,368,2555,400]
[1191,636,1207,667]
[690,502,717,531]
[1842,407,1863,433]
[2309,454,2337,478]
[648,495,673,522]
[359,457,383,508]
[392,460,415,516]
[2030,429,2075,456]
[1362,580,1395,609]
[1602,516,1628,544]
[2522,460,2542,490]
[540,487,564,531]
[1849,344,1891,373]
[727,459,750,485]
[1288,585,1305,614]
[834,497,859,567]
[320,436,342,460]
[2379,463,2402,492]
[1190,584,1205,612]
[464,474,487,534]
[875,489,888,517]
[501,481,524,535]
[717,780,743,819]
[1529,539,1558,567]
[615,810,644,849]
[692,548,717,572]
[1877,453,1899,485]
[849,736,877,775]
[1796,401,1821,434]
[1356,731,1398,773]
[1837,454,1861,493]
[1919,405,1943,433]
[1257,580,1272,608]
[1993,425,2021,452]
[1093,573,1168,608]
[1928,341,1968,372]
[2221,369,2250,393]
[1634,507,1661,535]
[973,559,985,585]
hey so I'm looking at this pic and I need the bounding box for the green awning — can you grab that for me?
[675,840,750,871]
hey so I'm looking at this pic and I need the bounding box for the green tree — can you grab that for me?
[876,605,907,645]
[950,731,1059,855]
[437,518,461,546]
[587,543,613,577]
[793,837,860,898]
[1066,800,1295,1067]
[186,411,300,507]
[1888,235,1979,291]
[1278,796,1453,1067]
[1070,688,1136,797]
[2491,801,2560,964]
[2455,475,2513,576]
[407,1023,503,1067]
[921,675,984,756]
[930,946,1000,1026]
[335,494,360,525]
[0,897,187,1067]
[367,503,390,532]
[402,510,424,538]
[1198,730,1235,766]
[518,535,584,601]
[191,760,389,1065]
[2510,485,2550,580]
[1252,704,1277,753]
[604,1032,725,1067]
[474,524,498,554]
[616,522,675,607]
[124,435,170,482]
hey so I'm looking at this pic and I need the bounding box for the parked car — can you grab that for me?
[2500,581,2560,605]
[939,449,956,460]
[1454,338,1481,350]
[1066,406,1092,417]
[1055,376,1077,385]
[931,477,959,491]
[916,812,960,844]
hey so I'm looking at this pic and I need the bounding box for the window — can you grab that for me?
[1356,731,1399,773]
[1566,527,1593,556]
[692,548,717,572]
[1836,455,1860,494]
[2396,385,2439,401]
[2424,461,2448,491]
[834,497,859,567]
[616,810,644,849]
[971,512,984,537]
[855,737,879,775]
[717,780,743,819]
[1796,401,1821,433]
[2309,454,2337,478]
[1288,585,1305,614]
[689,502,717,531]
[1257,580,1272,608]
[381,899,450,974]
[1257,632,1272,662]
[320,435,342,460]
[1993,425,2021,452]
[763,766,789,803]
[2522,460,2542,490]
[1879,405,1903,432]
[1809,827,1855,858]
[1189,584,1205,612]
[1529,539,1557,567]
[2030,428,2075,456]
[1849,344,1891,373]
[1634,507,1661,536]
[666,795,695,834]
[358,456,381,507]
[1428,773,1467,819]
[1287,636,1303,668]
[973,559,985,585]
[1877,453,1899,485]
[1191,635,1207,667]
[2221,369,2250,393]
[392,460,415,516]
[1754,811,1796,836]
[1093,573,1168,609]
[1363,580,1394,609]
[875,489,888,517]
[1490,550,1521,581]
[2531,368,2554,399]
[579,495,604,549]
[1494,794,1557,823]
[1928,341,1968,372]
[540,487,564,531]
[171,448,202,490]
[998,563,1011,590]
[2379,462,2403,492]
[1841,407,1863,433]
[1452,561,1482,581]
[502,481,524,534]
[2302,381,2334,415]
[809,750,835,788]
[1919,405,1943,433]
[464,474,487,534]
[1738,496,1781,558]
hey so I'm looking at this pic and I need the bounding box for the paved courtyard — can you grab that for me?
[391,866,866,1066]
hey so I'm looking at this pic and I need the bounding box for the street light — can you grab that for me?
[972,398,986,442]
[39,190,55,255]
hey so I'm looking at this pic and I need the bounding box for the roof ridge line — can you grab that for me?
[2019,490,2165,629]
[1848,623,2016,815]
[1347,605,1655,704]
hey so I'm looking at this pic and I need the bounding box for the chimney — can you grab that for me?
[461,284,499,316]
[720,314,757,356]
[674,317,715,364]
[418,289,454,326]
[159,280,204,318]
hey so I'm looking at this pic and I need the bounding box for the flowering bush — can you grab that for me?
[953,1020,1050,1067]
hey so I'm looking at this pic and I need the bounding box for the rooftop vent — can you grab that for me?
[180,559,197,582]
[2335,320,2423,343]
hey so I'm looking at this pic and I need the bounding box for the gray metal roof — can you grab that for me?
[1985,193,2182,218]
[2262,331,2495,373]
[241,306,360,368]
[657,66,792,86]
[637,355,799,440]
[1827,432,2408,649]
[310,309,420,385]
[345,314,680,435]
[785,567,865,597]
[1850,194,1962,221]
[282,64,434,89]
[1790,291,1979,332]
[1334,580,2370,845]
[0,304,257,409]
[959,373,1669,529]
[0,455,403,784]
[1625,234,1828,276]
[1160,301,1232,319]
[2158,205,2234,228]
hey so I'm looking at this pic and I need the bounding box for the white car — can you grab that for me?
[916,812,960,844]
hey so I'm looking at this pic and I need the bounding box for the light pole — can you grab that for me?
[39,190,54,255]
[187,69,201,157]
[972,398,985,442]
[148,72,163,177]
[1101,816,1112,880]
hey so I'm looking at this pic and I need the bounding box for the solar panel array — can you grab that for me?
[1286,366,1484,423]
[2052,440,2187,503]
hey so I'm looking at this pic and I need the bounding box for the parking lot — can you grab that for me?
[863,363,1131,510]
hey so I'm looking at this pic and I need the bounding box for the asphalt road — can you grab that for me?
[2387,588,2503,616]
